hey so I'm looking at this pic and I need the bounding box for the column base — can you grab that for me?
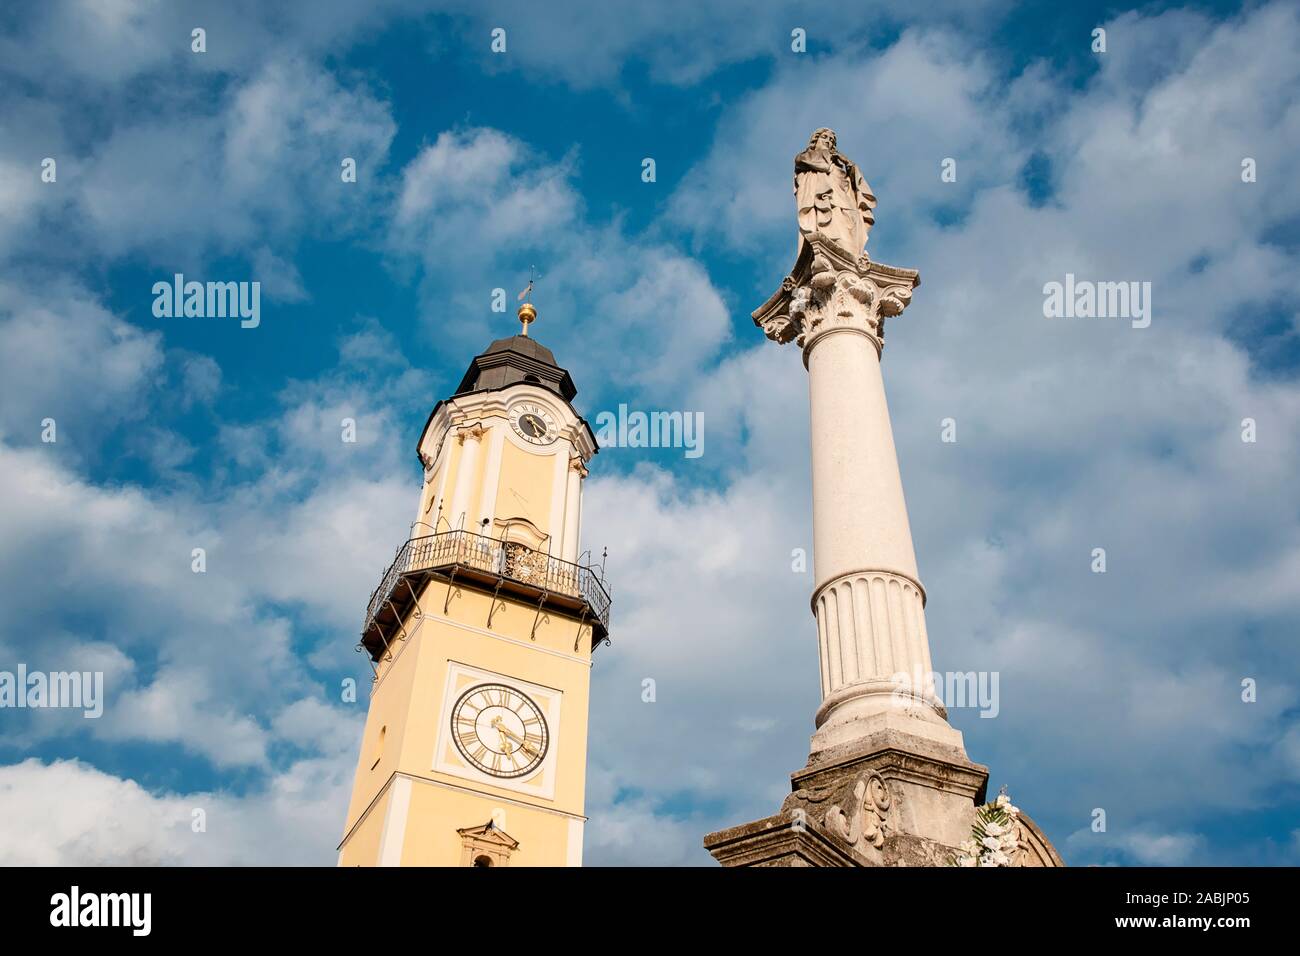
[704,726,990,866]
[703,814,970,868]
[812,680,961,754]
[798,725,988,849]
[702,812,868,867]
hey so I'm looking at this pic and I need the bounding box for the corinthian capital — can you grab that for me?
[752,237,919,360]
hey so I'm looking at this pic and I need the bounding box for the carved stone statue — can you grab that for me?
[795,128,877,259]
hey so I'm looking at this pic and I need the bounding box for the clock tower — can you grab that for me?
[338,303,611,867]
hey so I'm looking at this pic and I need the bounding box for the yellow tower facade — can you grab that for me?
[339,307,610,867]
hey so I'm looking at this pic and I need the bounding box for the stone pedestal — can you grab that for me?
[703,720,1063,867]
[705,723,988,867]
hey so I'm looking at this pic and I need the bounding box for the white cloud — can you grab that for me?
[584,781,711,866]
[0,311,429,770]
[72,58,396,264]
[0,281,164,443]
[670,29,1024,263]
[0,754,355,865]
[440,0,1009,90]
[1,1,1008,96]
[391,128,580,282]
[179,354,222,407]
[1064,827,1206,866]
[252,247,310,303]
[390,128,733,402]
[0,1,419,89]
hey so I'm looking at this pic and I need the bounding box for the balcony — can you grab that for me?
[359,530,611,661]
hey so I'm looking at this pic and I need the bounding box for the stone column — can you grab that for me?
[756,239,957,755]
[476,426,506,533]
[561,457,586,563]
[448,425,485,532]
[705,130,1064,867]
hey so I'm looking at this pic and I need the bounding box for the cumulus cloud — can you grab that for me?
[0,755,355,865]
[0,281,164,444]
[389,128,733,403]
[179,354,222,407]
[0,1,419,90]
[670,29,1024,264]
[1064,827,1207,867]
[439,0,1010,90]
[72,58,396,264]
[0,309,429,770]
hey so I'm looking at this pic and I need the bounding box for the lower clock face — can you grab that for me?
[451,683,550,778]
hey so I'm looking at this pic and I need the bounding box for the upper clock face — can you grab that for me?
[451,683,550,778]
[508,402,558,446]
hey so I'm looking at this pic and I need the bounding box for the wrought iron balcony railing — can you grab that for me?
[361,530,611,656]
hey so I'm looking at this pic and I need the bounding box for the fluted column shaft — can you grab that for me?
[748,239,959,752]
[804,322,945,749]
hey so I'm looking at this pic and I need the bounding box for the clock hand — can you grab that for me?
[491,718,540,757]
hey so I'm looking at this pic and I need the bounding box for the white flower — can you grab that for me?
[953,798,1026,867]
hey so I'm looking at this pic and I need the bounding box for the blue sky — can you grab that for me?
[0,0,1297,865]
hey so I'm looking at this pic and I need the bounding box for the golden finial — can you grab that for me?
[516,265,541,336]
[517,301,536,336]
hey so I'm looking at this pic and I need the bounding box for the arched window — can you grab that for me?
[473,855,493,867]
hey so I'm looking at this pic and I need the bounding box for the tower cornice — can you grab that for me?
[417,383,599,470]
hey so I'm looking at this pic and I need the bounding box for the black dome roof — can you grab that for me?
[453,334,577,401]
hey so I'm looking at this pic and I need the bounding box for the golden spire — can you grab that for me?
[516,265,541,336]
